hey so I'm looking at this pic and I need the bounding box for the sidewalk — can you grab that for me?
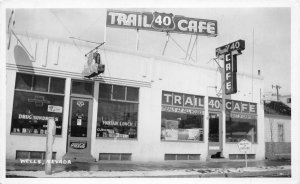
[6,159,291,178]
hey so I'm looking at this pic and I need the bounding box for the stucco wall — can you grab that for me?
[6,34,264,161]
[264,116,291,143]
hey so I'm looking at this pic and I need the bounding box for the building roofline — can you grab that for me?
[13,31,264,80]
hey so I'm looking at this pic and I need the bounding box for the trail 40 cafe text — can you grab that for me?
[161,91,204,115]
[208,97,257,119]
[106,9,217,36]
[215,40,245,95]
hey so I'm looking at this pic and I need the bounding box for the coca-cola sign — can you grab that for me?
[70,141,87,149]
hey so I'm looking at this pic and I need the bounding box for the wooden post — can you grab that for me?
[45,117,56,175]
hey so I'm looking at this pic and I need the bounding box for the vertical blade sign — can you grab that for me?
[215,40,245,95]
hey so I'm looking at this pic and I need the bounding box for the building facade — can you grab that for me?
[6,30,265,162]
[280,95,291,108]
[264,101,291,160]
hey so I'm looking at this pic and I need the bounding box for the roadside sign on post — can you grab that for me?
[237,139,252,167]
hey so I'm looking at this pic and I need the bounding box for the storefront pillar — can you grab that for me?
[204,94,209,160]
[91,81,99,160]
[60,78,71,159]
[221,68,226,157]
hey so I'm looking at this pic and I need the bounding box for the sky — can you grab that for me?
[6,7,291,95]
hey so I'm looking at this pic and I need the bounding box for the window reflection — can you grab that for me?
[226,119,257,143]
[97,101,138,138]
[11,91,64,135]
[72,80,93,96]
[161,112,204,141]
[33,75,49,92]
[11,73,65,136]
[97,84,139,139]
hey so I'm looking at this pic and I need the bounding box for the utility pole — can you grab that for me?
[272,85,281,101]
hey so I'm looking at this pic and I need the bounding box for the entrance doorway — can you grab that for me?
[208,112,223,158]
[63,97,95,162]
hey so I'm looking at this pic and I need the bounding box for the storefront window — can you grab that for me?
[11,73,65,135]
[33,75,49,92]
[161,91,205,142]
[96,83,139,139]
[113,85,126,100]
[226,118,257,143]
[15,73,32,90]
[50,77,65,94]
[161,112,204,141]
[71,80,93,96]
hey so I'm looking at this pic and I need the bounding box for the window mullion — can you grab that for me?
[30,75,34,91]
[48,77,51,92]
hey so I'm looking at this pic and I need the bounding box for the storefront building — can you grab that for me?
[264,101,291,160]
[6,29,265,162]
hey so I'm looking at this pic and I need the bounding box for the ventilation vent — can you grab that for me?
[165,154,200,160]
[99,153,132,161]
[229,154,255,160]
[16,150,56,160]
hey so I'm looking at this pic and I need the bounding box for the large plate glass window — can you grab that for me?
[96,83,139,139]
[161,91,204,142]
[11,73,65,135]
[226,118,257,143]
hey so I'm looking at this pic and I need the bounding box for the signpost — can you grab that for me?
[237,139,252,167]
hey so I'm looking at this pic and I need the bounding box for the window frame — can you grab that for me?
[96,83,139,140]
[225,118,258,144]
[11,73,66,137]
[98,83,139,103]
[70,79,94,98]
[160,111,205,143]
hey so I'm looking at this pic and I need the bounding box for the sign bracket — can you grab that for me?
[162,32,170,55]
[84,42,105,57]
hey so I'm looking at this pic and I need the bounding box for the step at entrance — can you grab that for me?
[63,153,96,162]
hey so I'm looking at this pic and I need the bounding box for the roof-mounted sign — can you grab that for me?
[106,9,218,36]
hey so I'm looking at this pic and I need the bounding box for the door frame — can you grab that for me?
[208,111,222,154]
[66,97,93,154]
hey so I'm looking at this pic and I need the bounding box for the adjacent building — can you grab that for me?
[264,101,291,160]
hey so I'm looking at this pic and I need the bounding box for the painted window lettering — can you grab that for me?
[208,98,257,117]
[162,91,204,108]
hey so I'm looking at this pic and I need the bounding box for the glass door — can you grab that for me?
[209,113,220,143]
[67,98,93,154]
[208,112,222,157]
